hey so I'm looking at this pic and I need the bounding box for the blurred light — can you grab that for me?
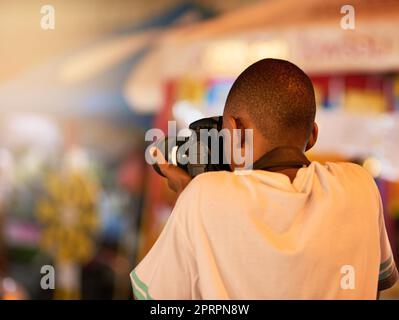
[2,278,17,292]
[247,39,288,62]
[60,32,154,84]
[1,276,27,299]
[0,148,14,202]
[4,112,61,151]
[0,148,14,174]
[202,38,288,76]
[20,151,44,177]
[65,147,90,172]
[363,157,382,178]
[202,40,248,75]
[172,100,204,128]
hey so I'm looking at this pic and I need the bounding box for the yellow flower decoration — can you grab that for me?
[36,170,99,264]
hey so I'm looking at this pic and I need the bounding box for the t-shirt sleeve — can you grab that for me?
[130,191,197,300]
[377,197,398,291]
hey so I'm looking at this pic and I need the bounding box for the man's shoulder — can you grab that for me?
[177,171,237,202]
[172,171,238,224]
[325,161,374,180]
[183,171,236,194]
[323,161,379,194]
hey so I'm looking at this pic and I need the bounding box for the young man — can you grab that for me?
[131,59,398,299]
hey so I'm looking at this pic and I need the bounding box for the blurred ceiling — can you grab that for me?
[0,0,260,83]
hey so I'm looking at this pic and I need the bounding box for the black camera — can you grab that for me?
[152,116,231,178]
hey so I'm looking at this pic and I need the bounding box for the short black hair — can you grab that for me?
[225,58,316,145]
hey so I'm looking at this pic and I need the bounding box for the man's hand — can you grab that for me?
[152,147,192,196]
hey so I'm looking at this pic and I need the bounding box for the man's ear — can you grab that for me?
[224,115,246,147]
[224,114,238,131]
[235,118,246,148]
[305,122,318,152]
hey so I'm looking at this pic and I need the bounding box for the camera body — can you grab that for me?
[152,116,231,178]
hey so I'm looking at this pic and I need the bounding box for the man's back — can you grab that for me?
[132,162,397,299]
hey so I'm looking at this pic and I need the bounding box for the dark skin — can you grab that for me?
[158,108,318,194]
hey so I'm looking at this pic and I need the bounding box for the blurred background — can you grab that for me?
[0,0,398,299]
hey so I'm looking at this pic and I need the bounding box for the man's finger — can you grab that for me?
[150,146,167,165]
[159,161,186,179]
[151,146,172,177]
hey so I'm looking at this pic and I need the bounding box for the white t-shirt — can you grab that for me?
[131,162,398,299]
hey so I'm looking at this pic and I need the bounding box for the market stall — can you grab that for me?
[0,2,213,299]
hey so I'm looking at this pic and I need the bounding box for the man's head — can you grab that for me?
[222,58,318,169]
